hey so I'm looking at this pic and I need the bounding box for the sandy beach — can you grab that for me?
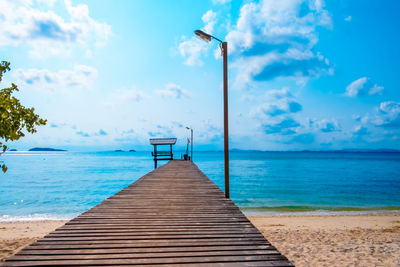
[249,214,400,266]
[1,214,399,266]
[0,220,67,262]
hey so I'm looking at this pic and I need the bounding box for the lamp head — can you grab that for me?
[186,127,190,130]
[194,30,211,43]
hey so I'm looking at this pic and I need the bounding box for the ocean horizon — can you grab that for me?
[1,150,400,221]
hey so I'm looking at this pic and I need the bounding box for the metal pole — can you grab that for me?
[191,129,193,161]
[222,42,229,199]
[154,145,157,169]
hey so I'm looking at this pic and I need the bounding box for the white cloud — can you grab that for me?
[353,125,369,136]
[226,0,332,53]
[252,88,304,138]
[369,84,384,95]
[212,0,231,4]
[354,102,400,135]
[253,87,302,118]
[374,101,400,128]
[178,10,217,66]
[223,0,333,88]
[259,99,302,117]
[344,16,352,22]
[36,0,57,7]
[0,0,111,58]
[14,65,98,92]
[265,87,293,99]
[202,10,217,34]
[156,83,189,99]
[195,120,223,144]
[178,37,209,66]
[178,0,334,84]
[344,77,384,97]
[104,87,147,107]
[379,101,400,115]
[311,119,340,132]
[263,117,300,135]
[344,77,368,97]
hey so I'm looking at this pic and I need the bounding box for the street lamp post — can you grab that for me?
[186,127,193,161]
[194,30,229,199]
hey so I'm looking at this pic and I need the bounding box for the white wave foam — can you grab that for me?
[0,213,77,222]
[241,209,400,216]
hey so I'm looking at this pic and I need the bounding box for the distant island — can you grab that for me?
[29,147,67,152]
[114,150,124,152]
[8,149,17,151]
[129,149,136,152]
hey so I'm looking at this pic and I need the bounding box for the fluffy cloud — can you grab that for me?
[14,65,98,91]
[212,0,231,4]
[263,117,317,144]
[254,88,344,144]
[260,100,302,117]
[76,129,108,138]
[156,83,189,99]
[225,0,333,87]
[263,117,300,135]
[344,77,384,97]
[0,0,111,57]
[104,87,146,107]
[374,101,400,128]
[353,125,369,136]
[148,125,174,138]
[254,87,302,118]
[178,0,333,85]
[344,16,352,22]
[252,88,303,136]
[178,10,217,66]
[311,119,340,132]
[195,120,224,144]
[202,10,217,34]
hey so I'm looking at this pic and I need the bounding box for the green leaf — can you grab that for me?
[1,60,46,173]
[1,164,7,173]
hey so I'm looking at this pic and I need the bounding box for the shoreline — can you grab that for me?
[2,208,400,222]
[242,208,400,216]
[1,214,399,265]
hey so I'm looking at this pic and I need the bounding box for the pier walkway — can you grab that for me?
[3,160,292,266]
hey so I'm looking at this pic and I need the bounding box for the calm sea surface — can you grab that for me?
[1,151,400,221]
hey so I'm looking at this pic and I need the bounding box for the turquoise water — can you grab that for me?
[1,151,400,220]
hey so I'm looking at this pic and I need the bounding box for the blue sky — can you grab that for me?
[1,0,399,151]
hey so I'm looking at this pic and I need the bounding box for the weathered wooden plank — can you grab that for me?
[50,230,261,235]
[58,224,255,230]
[34,238,268,245]
[25,241,272,250]
[2,160,292,266]
[2,254,289,266]
[16,245,276,255]
[17,245,275,255]
[8,250,282,261]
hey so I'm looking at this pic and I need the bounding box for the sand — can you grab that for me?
[0,220,67,262]
[1,215,399,266]
[248,214,400,266]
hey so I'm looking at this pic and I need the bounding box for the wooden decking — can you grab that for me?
[2,160,292,266]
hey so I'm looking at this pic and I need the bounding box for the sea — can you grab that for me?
[1,151,400,221]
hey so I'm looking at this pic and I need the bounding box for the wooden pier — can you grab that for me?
[2,160,292,266]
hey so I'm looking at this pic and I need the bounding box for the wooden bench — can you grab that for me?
[151,150,173,159]
[150,138,177,168]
